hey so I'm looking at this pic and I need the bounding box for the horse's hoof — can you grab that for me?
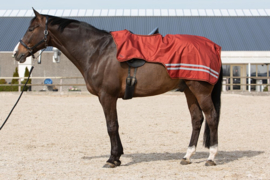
[205,160,216,166]
[103,162,116,168]
[180,158,191,165]
[114,160,121,166]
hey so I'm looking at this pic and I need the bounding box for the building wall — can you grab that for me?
[0,52,87,91]
[0,52,18,81]
[30,52,86,91]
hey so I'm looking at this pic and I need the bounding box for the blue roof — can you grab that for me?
[1,16,270,51]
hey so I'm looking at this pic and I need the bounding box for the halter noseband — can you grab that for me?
[19,16,49,59]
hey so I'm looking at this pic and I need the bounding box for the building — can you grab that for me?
[1,9,270,91]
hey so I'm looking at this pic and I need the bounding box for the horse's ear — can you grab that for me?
[32,8,41,17]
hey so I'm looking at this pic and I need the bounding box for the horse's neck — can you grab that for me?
[49,25,109,76]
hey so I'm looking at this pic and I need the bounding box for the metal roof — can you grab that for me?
[0,14,270,51]
[0,9,270,17]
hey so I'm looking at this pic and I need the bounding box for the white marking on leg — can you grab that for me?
[183,145,196,161]
[207,144,218,161]
[12,42,20,57]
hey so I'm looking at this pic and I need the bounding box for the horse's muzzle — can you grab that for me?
[14,52,27,63]
[12,42,27,63]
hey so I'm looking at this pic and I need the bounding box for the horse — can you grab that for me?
[13,9,223,167]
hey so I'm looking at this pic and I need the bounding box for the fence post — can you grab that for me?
[222,78,227,92]
[18,78,21,92]
[256,79,263,92]
[60,78,63,92]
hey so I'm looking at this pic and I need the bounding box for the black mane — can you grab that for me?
[46,15,80,32]
[36,15,109,34]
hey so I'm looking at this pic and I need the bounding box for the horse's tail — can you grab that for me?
[203,67,223,148]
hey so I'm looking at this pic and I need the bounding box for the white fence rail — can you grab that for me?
[0,77,85,92]
[1,76,270,92]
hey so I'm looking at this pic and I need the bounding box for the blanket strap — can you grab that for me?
[123,66,137,100]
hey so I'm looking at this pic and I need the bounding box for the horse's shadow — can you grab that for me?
[82,150,264,166]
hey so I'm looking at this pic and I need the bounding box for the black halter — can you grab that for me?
[19,16,49,58]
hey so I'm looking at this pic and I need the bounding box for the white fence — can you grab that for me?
[1,76,270,92]
[0,77,85,92]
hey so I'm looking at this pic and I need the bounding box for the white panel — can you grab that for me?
[191,9,199,16]
[40,9,49,14]
[55,10,64,16]
[235,9,244,16]
[161,9,168,16]
[0,10,6,16]
[70,9,79,16]
[265,9,270,16]
[257,9,267,16]
[228,9,237,16]
[25,10,34,17]
[176,9,184,16]
[243,9,252,16]
[2,8,268,17]
[17,10,26,16]
[250,9,259,16]
[153,9,160,16]
[108,9,116,16]
[78,9,86,16]
[168,9,176,16]
[138,9,145,16]
[131,9,138,16]
[146,9,153,16]
[100,9,108,16]
[213,9,221,16]
[63,9,71,16]
[4,10,12,16]
[198,9,207,16]
[183,9,191,16]
[205,9,214,16]
[85,9,93,16]
[93,9,101,16]
[220,9,229,16]
[123,9,130,16]
[116,9,123,16]
[48,9,56,16]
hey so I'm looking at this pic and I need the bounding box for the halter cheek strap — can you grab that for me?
[19,16,49,59]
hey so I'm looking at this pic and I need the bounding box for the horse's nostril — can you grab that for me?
[12,51,17,58]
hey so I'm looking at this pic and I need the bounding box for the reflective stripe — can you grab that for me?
[165,63,219,75]
[167,67,218,79]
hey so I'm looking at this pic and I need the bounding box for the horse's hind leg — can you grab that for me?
[181,87,204,165]
[185,80,219,166]
[99,93,124,168]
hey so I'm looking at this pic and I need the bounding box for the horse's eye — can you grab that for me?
[28,27,34,32]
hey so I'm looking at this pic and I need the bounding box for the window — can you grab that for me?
[222,65,230,76]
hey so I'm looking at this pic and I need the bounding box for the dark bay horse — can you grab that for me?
[13,9,222,167]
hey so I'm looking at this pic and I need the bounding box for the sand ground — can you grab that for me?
[0,92,269,179]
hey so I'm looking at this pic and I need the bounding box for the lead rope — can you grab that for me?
[0,66,34,130]
[1,16,49,130]
[0,45,48,131]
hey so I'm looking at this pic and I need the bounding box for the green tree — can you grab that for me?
[11,67,19,84]
[21,67,32,91]
[0,79,7,91]
[9,67,19,91]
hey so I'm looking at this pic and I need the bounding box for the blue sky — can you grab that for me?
[0,0,270,10]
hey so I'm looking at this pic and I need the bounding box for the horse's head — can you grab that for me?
[13,8,49,63]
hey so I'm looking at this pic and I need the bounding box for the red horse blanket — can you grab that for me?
[111,30,222,85]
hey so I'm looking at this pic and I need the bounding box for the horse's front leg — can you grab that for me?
[99,93,123,168]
